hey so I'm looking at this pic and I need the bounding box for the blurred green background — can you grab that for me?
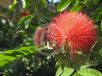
[0,0,102,76]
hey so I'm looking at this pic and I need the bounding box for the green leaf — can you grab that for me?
[9,0,17,11]
[0,46,39,68]
[42,0,47,8]
[56,67,63,76]
[21,0,31,8]
[76,68,102,76]
[34,0,38,12]
[73,72,82,76]
[19,15,34,25]
[22,0,26,8]
[18,15,35,30]
[70,5,82,12]
[55,59,64,68]
[70,0,83,12]
[57,0,72,12]
[75,54,97,69]
[61,67,74,76]
[92,8,102,22]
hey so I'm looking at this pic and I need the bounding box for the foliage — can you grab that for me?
[55,0,102,76]
[3,48,55,76]
[0,46,38,68]
[0,0,102,76]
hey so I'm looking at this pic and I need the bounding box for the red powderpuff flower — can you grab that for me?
[48,11,97,53]
[34,11,97,60]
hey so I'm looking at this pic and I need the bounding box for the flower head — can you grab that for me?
[34,11,97,59]
[47,11,97,53]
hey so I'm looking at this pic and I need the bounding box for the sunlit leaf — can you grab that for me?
[21,0,31,8]
[0,46,39,68]
[9,0,17,11]
[73,72,81,76]
[76,68,102,76]
[70,5,82,12]
[55,59,64,68]
[56,67,63,76]
[18,15,35,30]
[42,0,47,8]
[22,0,26,8]
[61,67,74,76]
[57,0,72,12]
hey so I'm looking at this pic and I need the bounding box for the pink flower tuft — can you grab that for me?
[34,27,48,47]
